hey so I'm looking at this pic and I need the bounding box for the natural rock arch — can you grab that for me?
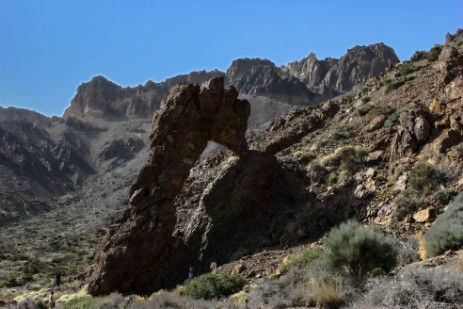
[88,77,250,295]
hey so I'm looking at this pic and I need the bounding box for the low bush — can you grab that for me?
[408,162,445,194]
[425,194,463,257]
[325,220,398,280]
[367,104,394,118]
[309,146,368,188]
[384,75,415,93]
[352,261,463,308]
[410,50,428,62]
[433,187,455,205]
[181,273,246,300]
[409,44,442,63]
[384,108,408,128]
[360,95,371,103]
[143,291,218,309]
[278,247,324,274]
[395,63,416,77]
[308,276,346,308]
[356,104,373,116]
[393,193,424,223]
[427,44,443,61]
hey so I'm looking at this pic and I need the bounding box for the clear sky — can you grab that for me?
[1,0,461,116]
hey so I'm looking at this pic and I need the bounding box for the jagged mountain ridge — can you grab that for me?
[64,43,398,120]
[0,42,397,224]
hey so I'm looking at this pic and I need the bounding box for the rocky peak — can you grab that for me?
[445,28,463,44]
[282,43,399,96]
[226,58,316,104]
[63,71,225,119]
[226,58,276,80]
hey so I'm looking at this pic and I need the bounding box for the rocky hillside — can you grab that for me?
[78,29,463,298]
[0,42,397,226]
[0,29,462,308]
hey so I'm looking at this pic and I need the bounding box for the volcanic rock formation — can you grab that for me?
[88,77,250,295]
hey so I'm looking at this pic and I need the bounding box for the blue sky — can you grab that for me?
[1,0,461,116]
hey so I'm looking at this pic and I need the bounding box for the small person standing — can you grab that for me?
[188,266,194,279]
[48,291,56,308]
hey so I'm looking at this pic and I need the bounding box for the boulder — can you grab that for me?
[431,129,463,153]
[364,115,386,132]
[390,104,434,158]
[413,208,431,223]
[429,98,442,114]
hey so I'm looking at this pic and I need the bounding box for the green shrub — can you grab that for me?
[278,247,324,274]
[427,44,443,61]
[409,45,442,63]
[408,162,444,194]
[309,147,368,188]
[384,76,415,92]
[182,273,246,300]
[325,220,398,280]
[356,104,373,116]
[434,188,455,205]
[361,96,371,103]
[395,63,416,77]
[367,104,394,118]
[384,109,408,128]
[425,194,463,257]
[5,276,19,287]
[410,50,428,62]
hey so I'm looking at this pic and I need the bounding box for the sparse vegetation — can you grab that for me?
[410,44,443,62]
[384,75,415,93]
[352,260,463,308]
[278,247,324,274]
[180,273,246,300]
[356,104,373,116]
[325,220,398,280]
[410,50,428,62]
[425,194,463,257]
[367,104,394,118]
[433,187,456,205]
[384,108,408,128]
[394,62,417,77]
[309,276,346,308]
[408,162,445,194]
[310,146,368,187]
[360,95,371,103]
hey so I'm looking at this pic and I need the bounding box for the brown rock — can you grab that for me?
[233,263,246,274]
[365,168,376,178]
[390,104,434,158]
[449,115,463,132]
[367,150,383,162]
[364,115,386,132]
[88,77,250,295]
[429,98,442,114]
[432,130,463,153]
[414,115,432,144]
[413,208,431,223]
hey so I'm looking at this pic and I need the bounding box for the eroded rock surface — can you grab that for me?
[87,77,250,295]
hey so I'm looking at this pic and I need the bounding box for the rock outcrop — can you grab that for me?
[282,43,399,96]
[226,58,317,105]
[63,71,224,119]
[390,104,434,158]
[88,77,250,295]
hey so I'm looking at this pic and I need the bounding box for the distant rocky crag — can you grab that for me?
[64,43,398,122]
